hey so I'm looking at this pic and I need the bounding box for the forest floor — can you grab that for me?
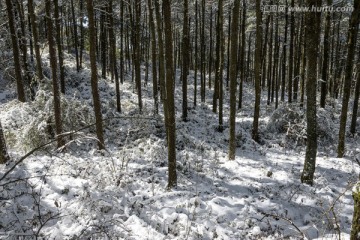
[0,54,360,239]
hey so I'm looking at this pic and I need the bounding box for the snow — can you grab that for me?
[0,52,359,239]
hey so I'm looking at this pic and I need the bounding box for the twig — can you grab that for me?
[259,211,306,239]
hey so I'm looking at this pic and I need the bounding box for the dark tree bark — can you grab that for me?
[194,0,199,108]
[79,0,84,69]
[16,1,31,99]
[181,0,190,121]
[54,0,65,94]
[281,1,288,102]
[208,6,214,90]
[228,0,240,160]
[0,121,10,164]
[320,0,332,108]
[154,0,166,103]
[45,0,65,148]
[134,0,142,112]
[288,0,295,103]
[71,0,80,72]
[5,0,26,102]
[100,3,107,79]
[337,0,360,157]
[252,0,262,142]
[301,0,322,185]
[350,58,360,134]
[86,0,105,150]
[147,0,158,114]
[238,1,246,109]
[28,0,43,82]
[212,0,224,116]
[267,14,273,106]
[163,0,177,189]
[108,0,121,113]
[200,0,206,102]
[351,183,360,240]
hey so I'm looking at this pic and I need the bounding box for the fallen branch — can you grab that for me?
[259,210,306,239]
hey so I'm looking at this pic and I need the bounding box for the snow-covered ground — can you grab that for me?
[0,56,359,239]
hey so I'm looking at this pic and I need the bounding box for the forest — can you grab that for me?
[0,0,360,239]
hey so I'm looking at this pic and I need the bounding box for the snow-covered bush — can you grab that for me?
[266,104,336,148]
[1,88,94,151]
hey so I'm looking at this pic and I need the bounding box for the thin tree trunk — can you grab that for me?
[86,0,105,150]
[6,0,26,102]
[350,61,360,134]
[337,0,360,157]
[288,0,295,103]
[252,0,262,142]
[281,1,288,102]
[54,0,65,94]
[0,121,10,164]
[181,0,190,121]
[134,0,142,112]
[45,0,65,148]
[228,0,241,160]
[28,0,43,81]
[108,0,121,112]
[238,1,246,109]
[147,0,158,114]
[213,0,223,114]
[71,0,80,72]
[154,0,166,103]
[320,0,332,108]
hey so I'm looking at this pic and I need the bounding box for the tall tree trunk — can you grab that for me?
[320,0,332,108]
[162,0,177,189]
[45,0,65,148]
[337,0,360,157]
[54,0,65,94]
[194,0,198,108]
[281,1,288,102]
[181,0,190,121]
[79,0,84,69]
[238,1,246,109]
[208,6,213,90]
[147,0,158,114]
[28,0,43,82]
[86,0,105,150]
[228,0,240,160]
[108,0,121,112]
[200,0,206,102]
[267,14,273,106]
[301,0,322,185]
[16,1,31,99]
[288,0,295,103]
[120,0,124,84]
[154,0,166,102]
[100,4,107,79]
[212,0,224,115]
[252,0,262,142]
[5,0,26,102]
[71,0,80,72]
[133,0,142,112]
